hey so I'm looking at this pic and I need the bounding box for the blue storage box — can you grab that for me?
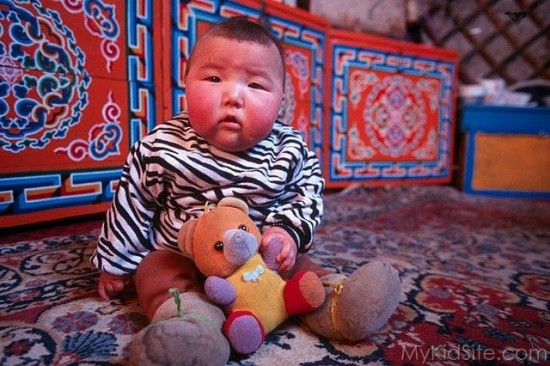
[459,105,550,198]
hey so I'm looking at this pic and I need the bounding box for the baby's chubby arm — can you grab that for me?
[261,226,298,273]
[97,271,134,301]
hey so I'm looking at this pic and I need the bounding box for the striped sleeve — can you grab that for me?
[90,138,161,275]
[262,129,325,252]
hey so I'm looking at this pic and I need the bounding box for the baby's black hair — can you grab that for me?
[185,16,286,80]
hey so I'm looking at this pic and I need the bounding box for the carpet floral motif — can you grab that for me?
[0,186,549,365]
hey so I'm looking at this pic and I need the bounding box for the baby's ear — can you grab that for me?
[178,219,198,259]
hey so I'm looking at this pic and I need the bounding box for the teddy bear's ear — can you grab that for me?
[218,197,249,214]
[178,218,198,259]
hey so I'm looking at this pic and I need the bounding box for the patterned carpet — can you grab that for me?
[1,185,549,365]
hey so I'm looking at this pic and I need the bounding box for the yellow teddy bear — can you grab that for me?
[177,197,325,355]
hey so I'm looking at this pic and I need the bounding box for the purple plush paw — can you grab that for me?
[205,276,236,306]
[262,236,283,271]
[224,311,264,355]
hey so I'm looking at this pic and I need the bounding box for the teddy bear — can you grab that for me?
[177,197,326,355]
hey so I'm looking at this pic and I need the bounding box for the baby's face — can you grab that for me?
[185,36,285,152]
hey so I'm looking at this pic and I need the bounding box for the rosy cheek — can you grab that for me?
[188,88,216,114]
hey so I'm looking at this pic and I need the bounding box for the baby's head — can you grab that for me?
[184,17,286,152]
[185,17,285,82]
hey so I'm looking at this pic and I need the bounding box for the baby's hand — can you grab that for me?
[98,271,133,301]
[261,227,297,273]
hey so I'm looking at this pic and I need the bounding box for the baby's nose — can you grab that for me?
[223,83,243,107]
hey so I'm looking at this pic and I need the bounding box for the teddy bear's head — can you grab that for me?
[177,198,262,277]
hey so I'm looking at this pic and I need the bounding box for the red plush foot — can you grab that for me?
[223,311,265,355]
[284,271,325,315]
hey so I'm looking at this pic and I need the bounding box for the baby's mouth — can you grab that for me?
[219,115,241,129]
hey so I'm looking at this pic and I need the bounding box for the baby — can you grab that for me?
[91,16,400,365]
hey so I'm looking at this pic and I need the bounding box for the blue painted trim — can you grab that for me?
[460,105,550,134]
[463,188,550,199]
[462,131,476,193]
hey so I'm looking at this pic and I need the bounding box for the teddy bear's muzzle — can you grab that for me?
[223,229,258,266]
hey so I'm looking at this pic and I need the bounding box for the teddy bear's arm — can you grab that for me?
[204,276,236,307]
[261,235,283,271]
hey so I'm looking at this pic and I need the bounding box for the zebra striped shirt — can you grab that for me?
[91,112,325,275]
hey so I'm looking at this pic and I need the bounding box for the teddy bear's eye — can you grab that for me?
[238,224,248,232]
[214,241,224,252]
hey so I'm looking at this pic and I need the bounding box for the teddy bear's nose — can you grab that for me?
[223,229,258,266]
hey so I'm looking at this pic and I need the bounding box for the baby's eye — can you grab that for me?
[206,76,221,83]
[248,82,264,90]
[238,224,248,232]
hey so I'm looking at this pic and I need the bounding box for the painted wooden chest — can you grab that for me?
[459,105,550,198]
[1,0,459,227]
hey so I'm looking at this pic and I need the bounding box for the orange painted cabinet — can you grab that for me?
[1,0,459,227]
[0,0,163,228]
[324,29,458,188]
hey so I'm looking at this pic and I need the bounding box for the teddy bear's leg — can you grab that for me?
[302,261,401,341]
[284,271,326,315]
[223,310,264,355]
[129,250,230,366]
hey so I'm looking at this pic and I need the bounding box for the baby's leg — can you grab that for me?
[134,249,204,321]
[286,254,401,342]
[303,261,401,341]
[282,254,334,280]
[130,250,230,366]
